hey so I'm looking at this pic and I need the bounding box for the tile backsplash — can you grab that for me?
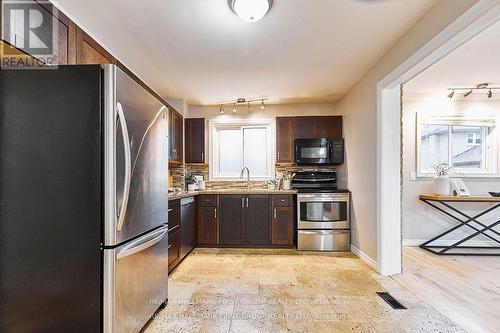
[169,163,340,191]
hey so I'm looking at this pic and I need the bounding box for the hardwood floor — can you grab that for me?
[393,246,500,333]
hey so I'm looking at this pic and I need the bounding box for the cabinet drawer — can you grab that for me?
[168,199,181,229]
[199,195,217,207]
[273,195,293,207]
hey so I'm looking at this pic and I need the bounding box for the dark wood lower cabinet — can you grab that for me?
[168,228,181,273]
[193,194,295,248]
[272,207,294,245]
[247,195,271,245]
[220,195,246,245]
[272,195,294,246]
[196,196,219,245]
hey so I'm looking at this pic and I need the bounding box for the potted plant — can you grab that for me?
[267,178,277,190]
[185,175,198,192]
[433,163,454,196]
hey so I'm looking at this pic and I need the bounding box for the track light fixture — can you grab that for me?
[463,89,473,98]
[217,97,269,114]
[446,83,499,99]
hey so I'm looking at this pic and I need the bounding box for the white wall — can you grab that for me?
[335,0,479,261]
[402,96,500,244]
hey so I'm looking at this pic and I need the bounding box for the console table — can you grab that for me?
[418,195,500,256]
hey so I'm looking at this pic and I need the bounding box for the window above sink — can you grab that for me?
[209,119,274,181]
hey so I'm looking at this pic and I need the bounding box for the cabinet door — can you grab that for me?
[174,111,183,163]
[76,28,116,65]
[196,207,218,245]
[272,207,294,246]
[168,228,181,273]
[168,199,181,230]
[276,117,295,163]
[318,116,343,139]
[220,195,246,245]
[185,118,205,163]
[247,195,270,245]
[294,117,319,139]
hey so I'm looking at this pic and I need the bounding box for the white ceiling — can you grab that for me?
[57,0,438,105]
[405,20,500,97]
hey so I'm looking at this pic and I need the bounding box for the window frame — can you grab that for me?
[416,114,499,178]
[209,119,275,181]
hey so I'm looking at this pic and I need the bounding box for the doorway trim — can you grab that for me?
[377,0,500,276]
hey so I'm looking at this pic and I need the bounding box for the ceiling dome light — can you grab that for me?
[229,0,273,23]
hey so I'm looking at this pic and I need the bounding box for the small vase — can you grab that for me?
[282,180,291,190]
[434,175,450,196]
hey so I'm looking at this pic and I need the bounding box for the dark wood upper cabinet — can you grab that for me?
[168,109,183,163]
[185,118,205,164]
[276,117,295,163]
[247,195,270,245]
[76,28,116,65]
[220,195,246,245]
[294,117,319,139]
[318,116,343,139]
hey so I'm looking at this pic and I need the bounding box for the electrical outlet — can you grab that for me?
[409,172,416,181]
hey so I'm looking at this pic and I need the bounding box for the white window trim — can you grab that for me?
[415,113,500,178]
[209,119,275,181]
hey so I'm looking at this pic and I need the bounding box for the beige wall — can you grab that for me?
[402,96,500,243]
[335,0,479,261]
[187,103,337,119]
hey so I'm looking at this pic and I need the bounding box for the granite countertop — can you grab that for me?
[168,189,297,200]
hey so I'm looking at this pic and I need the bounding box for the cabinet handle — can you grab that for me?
[214,208,217,219]
[168,245,172,249]
[274,208,277,219]
[277,152,280,161]
[246,198,249,208]
[241,197,244,208]
[201,153,204,161]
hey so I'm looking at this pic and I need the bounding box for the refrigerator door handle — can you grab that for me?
[116,102,132,231]
[116,227,167,259]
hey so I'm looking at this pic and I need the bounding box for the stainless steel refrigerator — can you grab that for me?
[0,64,169,333]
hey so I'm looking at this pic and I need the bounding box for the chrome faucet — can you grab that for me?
[240,167,250,190]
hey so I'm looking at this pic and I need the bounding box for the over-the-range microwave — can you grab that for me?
[295,138,344,165]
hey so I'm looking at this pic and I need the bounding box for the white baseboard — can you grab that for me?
[350,245,377,270]
[402,239,497,247]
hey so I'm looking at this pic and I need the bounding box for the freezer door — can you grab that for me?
[104,226,168,333]
[104,65,169,246]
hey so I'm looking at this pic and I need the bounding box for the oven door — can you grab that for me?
[295,138,332,164]
[298,193,349,229]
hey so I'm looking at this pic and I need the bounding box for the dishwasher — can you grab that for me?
[180,197,195,258]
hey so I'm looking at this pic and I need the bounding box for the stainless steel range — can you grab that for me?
[292,171,350,251]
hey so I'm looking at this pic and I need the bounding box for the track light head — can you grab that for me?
[248,102,252,112]
[219,105,224,114]
[488,89,493,99]
[464,89,473,98]
[233,104,237,113]
[260,99,265,110]
[447,90,454,99]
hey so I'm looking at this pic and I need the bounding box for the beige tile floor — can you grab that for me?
[145,248,465,333]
